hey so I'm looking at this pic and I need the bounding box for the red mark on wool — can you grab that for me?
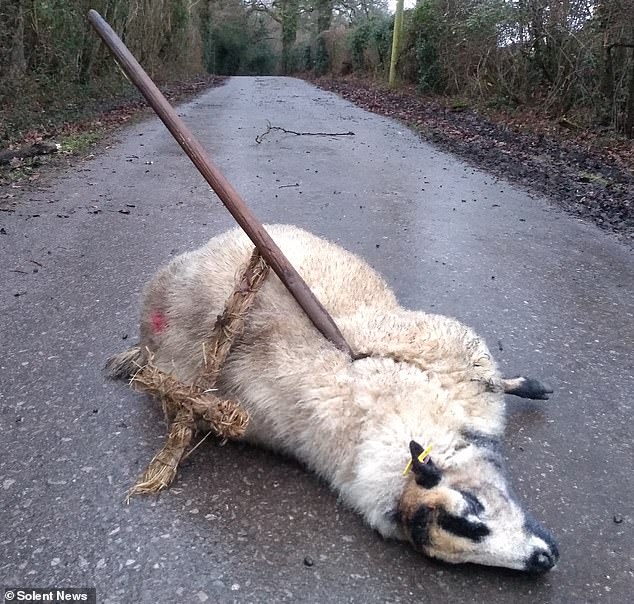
[150,310,168,333]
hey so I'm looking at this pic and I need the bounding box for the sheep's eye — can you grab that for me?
[438,510,490,542]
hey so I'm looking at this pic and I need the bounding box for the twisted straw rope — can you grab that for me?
[127,248,269,498]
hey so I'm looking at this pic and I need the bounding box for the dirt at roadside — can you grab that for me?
[0,75,225,194]
[313,77,634,242]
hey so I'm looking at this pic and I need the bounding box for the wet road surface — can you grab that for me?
[1,77,633,603]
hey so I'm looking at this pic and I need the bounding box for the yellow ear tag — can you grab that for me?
[403,444,433,476]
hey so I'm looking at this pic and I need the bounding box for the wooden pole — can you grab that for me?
[87,9,355,358]
[388,0,404,88]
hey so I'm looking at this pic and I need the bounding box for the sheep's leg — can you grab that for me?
[502,377,553,400]
[105,345,144,380]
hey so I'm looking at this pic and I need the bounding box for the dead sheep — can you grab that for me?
[108,224,559,573]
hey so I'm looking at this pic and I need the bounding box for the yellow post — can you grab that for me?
[389,0,405,88]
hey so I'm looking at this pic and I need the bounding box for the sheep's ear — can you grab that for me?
[409,440,441,489]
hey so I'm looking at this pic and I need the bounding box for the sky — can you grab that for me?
[389,0,418,11]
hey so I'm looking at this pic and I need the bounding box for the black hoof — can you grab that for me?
[505,377,553,400]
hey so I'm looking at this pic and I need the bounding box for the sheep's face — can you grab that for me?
[398,441,559,573]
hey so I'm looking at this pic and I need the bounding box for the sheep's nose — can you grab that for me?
[525,546,559,573]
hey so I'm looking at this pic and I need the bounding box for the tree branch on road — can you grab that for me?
[255,120,354,143]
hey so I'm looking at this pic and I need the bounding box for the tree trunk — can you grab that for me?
[599,41,615,127]
[280,0,299,74]
[315,0,333,34]
[9,2,27,78]
[625,47,634,138]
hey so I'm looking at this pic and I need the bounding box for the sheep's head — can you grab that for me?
[397,440,559,573]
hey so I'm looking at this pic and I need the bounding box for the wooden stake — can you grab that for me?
[87,9,355,359]
[389,0,405,88]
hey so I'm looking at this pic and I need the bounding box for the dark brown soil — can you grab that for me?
[0,74,225,192]
[312,77,634,242]
[1,74,226,148]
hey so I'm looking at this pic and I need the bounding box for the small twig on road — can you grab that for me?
[256,120,355,144]
[278,183,299,189]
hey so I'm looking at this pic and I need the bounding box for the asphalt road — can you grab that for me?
[1,77,632,603]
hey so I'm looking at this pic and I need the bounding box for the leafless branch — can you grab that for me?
[255,120,355,144]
